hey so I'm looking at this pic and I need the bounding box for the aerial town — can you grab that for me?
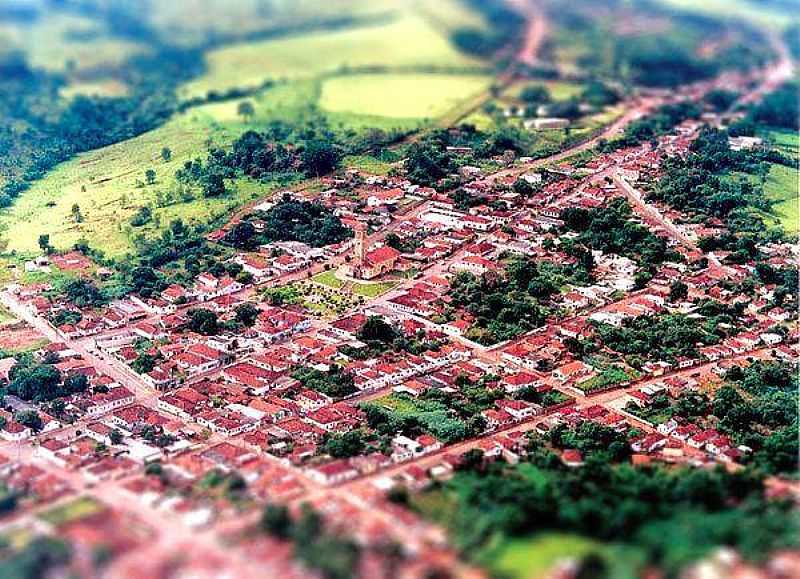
[0,0,797,578]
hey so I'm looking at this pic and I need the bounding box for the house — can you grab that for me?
[236,254,272,279]
[553,361,593,383]
[561,449,584,467]
[503,372,544,394]
[308,460,359,485]
[482,408,514,430]
[161,284,188,304]
[495,399,540,420]
[0,420,31,442]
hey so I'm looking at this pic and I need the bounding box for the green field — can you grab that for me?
[0,13,148,74]
[505,81,586,102]
[181,10,484,99]
[765,129,800,160]
[351,280,399,297]
[0,304,15,324]
[146,0,400,45]
[319,73,491,119]
[0,12,147,98]
[763,163,799,235]
[312,270,346,289]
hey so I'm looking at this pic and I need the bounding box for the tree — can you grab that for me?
[237,100,255,121]
[520,84,551,104]
[15,410,43,432]
[302,139,340,177]
[110,429,124,445]
[145,169,156,185]
[161,147,172,162]
[201,171,227,198]
[234,303,260,327]
[63,373,89,394]
[71,203,82,223]
[357,316,399,346]
[224,221,258,250]
[668,280,689,302]
[261,503,292,538]
[130,205,153,227]
[187,308,219,335]
[38,234,52,254]
[323,430,367,458]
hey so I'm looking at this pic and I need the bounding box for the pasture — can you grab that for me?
[0,107,244,257]
[181,10,484,99]
[763,164,799,235]
[319,73,492,119]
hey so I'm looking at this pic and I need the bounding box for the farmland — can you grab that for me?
[180,9,486,100]
[763,164,799,235]
[319,73,492,120]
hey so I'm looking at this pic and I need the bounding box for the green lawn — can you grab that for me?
[39,497,105,527]
[765,129,799,160]
[505,81,586,102]
[341,154,398,175]
[319,73,492,120]
[312,270,345,289]
[181,10,484,99]
[351,280,399,297]
[374,394,420,413]
[731,160,798,236]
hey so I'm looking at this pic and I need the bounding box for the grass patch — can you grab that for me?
[351,280,398,297]
[731,161,798,236]
[341,154,398,175]
[577,366,634,393]
[763,163,798,235]
[0,12,148,75]
[319,73,492,120]
[374,394,420,413]
[39,497,105,527]
[0,305,16,324]
[312,270,345,289]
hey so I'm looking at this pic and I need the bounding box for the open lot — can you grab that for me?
[0,321,48,354]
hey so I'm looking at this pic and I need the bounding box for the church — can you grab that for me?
[343,225,401,280]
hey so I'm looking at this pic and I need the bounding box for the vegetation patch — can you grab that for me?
[39,497,105,527]
[319,73,491,120]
